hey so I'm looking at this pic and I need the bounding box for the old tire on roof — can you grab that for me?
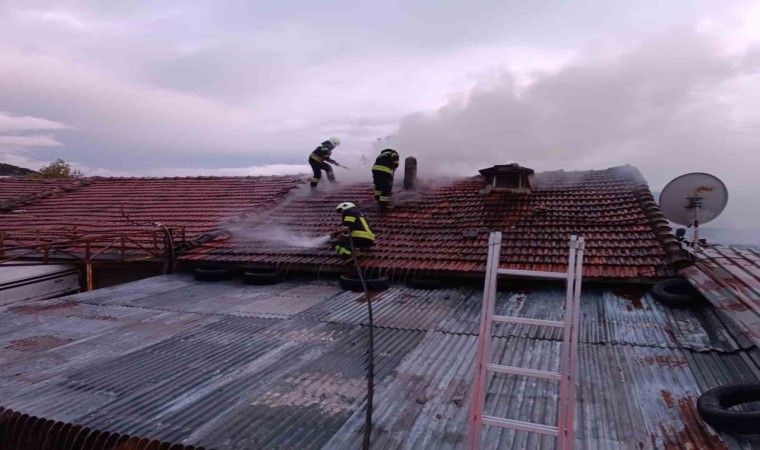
[194,267,233,282]
[339,274,390,292]
[244,270,282,285]
[651,278,700,308]
[406,279,443,290]
[697,382,760,434]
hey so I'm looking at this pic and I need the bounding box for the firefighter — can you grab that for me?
[309,137,342,188]
[372,148,400,210]
[332,202,376,257]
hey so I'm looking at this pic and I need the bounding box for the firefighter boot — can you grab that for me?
[380,201,395,211]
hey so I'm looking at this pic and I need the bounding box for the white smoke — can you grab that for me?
[384,31,760,228]
[225,223,332,249]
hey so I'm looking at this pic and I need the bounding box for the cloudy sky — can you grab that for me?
[1,0,759,228]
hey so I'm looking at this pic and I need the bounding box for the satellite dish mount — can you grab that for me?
[686,194,705,250]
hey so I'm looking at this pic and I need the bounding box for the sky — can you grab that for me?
[1,0,759,229]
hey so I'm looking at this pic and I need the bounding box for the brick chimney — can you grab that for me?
[404,156,417,190]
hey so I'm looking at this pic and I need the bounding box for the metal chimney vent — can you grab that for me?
[479,163,535,194]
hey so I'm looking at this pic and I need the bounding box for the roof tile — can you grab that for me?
[188,166,681,279]
[0,176,302,253]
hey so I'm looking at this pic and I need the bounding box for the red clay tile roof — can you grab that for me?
[0,178,83,204]
[183,165,684,279]
[0,176,301,252]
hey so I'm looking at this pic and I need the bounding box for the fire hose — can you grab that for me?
[348,234,375,450]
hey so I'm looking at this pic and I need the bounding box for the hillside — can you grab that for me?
[0,162,37,177]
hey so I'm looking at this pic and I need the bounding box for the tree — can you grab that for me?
[28,159,84,179]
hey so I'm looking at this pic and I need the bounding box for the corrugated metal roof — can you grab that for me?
[0,406,204,450]
[0,273,758,449]
[683,245,760,349]
[71,276,749,352]
[0,264,78,285]
[326,334,760,450]
[436,285,749,352]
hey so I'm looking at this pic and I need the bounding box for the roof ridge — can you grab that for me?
[627,173,690,269]
[0,179,92,212]
[533,164,643,176]
[69,165,646,183]
[83,175,304,181]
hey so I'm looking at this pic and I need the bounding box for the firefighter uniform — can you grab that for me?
[335,206,376,257]
[309,140,338,188]
[372,149,399,210]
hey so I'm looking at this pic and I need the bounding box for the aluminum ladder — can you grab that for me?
[467,232,585,450]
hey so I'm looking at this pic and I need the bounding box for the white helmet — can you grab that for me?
[328,137,341,147]
[336,202,355,212]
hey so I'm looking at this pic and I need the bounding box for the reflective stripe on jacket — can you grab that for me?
[372,151,399,174]
[342,208,376,241]
[372,164,393,174]
[311,146,332,163]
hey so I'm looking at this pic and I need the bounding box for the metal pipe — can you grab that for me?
[404,156,417,190]
[693,206,701,253]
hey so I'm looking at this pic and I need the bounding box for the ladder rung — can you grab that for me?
[482,415,559,436]
[487,364,562,380]
[492,315,565,328]
[497,268,567,280]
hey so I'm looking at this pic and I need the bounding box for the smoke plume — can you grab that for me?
[385,31,760,228]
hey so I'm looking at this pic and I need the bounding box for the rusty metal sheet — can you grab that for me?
[325,333,760,450]
[0,407,197,449]
[683,246,760,348]
[0,273,757,449]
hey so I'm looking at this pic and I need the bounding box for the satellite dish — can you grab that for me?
[659,173,728,226]
[659,173,728,252]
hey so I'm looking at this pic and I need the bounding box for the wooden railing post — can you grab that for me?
[86,263,94,292]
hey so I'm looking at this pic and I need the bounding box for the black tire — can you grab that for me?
[244,270,282,285]
[194,267,233,282]
[406,279,443,290]
[339,274,390,292]
[651,278,701,307]
[697,382,760,435]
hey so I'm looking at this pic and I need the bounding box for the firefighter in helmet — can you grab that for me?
[332,202,376,257]
[309,137,342,188]
[372,148,399,210]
